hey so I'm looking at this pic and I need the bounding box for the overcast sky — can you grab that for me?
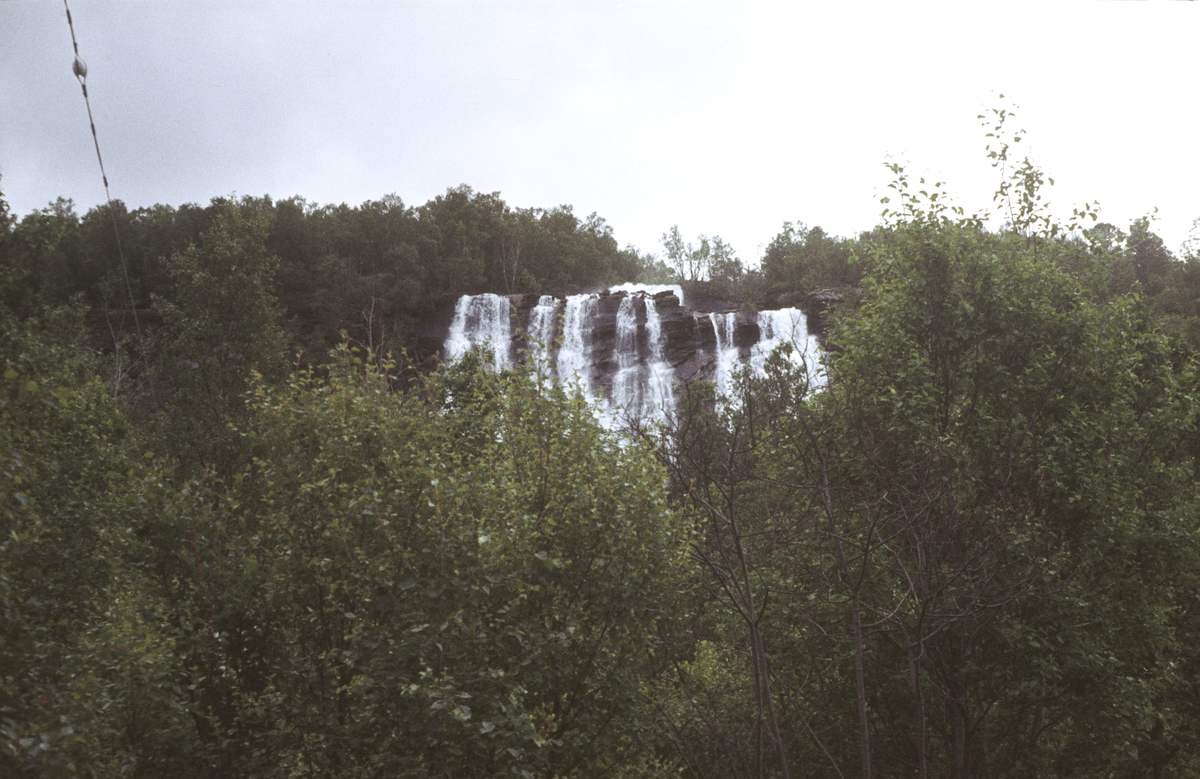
[2,1,1197,261]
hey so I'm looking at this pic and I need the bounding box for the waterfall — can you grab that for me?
[557,294,597,396]
[709,312,740,399]
[442,287,825,427]
[751,307,824,389]
[643,297,675,422]
[610,296,643,420]
[608,294,675,425]
[524,295,558,370]
[445,293,513,370]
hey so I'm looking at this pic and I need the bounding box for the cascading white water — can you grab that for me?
[642,297,675,422]
[751,307,824,389]
[709,312,740,399]
[443,288,825,427]
[610,296,643,420]
[524,295,558,370]
[556,294,597,396]
[603,293,675,426]
[445,293,513,370]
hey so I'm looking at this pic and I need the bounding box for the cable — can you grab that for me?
[64,0,162,430]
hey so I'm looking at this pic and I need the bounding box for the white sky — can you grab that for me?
[2,1,1197,261]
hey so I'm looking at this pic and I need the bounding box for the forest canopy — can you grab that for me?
[4,111,1200,778]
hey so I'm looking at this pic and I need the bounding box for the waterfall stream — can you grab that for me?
[709,311,740,399]
[444,293,513,371]
[556,294,597,396]
[751,308,824,389]
[524,295,558,369]
[643,297,675,422]
[610,296,642,419]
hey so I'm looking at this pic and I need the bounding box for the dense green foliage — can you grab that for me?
[761,221,862,297]
[661,215,1200,779]
[0,289,129,778]
[85,351,688,778]
[652,130,1200,778]
[1,186,657,367]
[4,111,1200,777]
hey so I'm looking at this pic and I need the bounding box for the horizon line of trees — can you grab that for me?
[1,185,657,367]
[6,180,1197,365]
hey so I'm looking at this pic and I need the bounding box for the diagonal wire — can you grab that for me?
[64,0,162,429]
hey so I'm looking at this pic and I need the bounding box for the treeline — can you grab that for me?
[757,214,1200,343]
[7,116,1200,777]
[1,185,654,363]
[6,179,1199,362]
